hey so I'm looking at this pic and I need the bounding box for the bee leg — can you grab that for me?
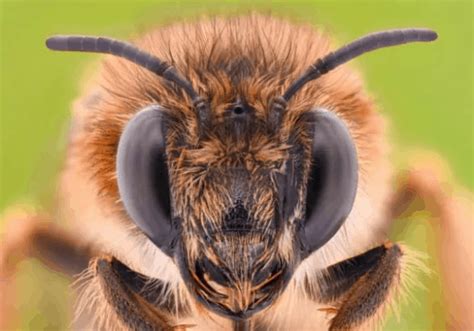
[0,210,93,277]
[92,256,179,331]
[388,154,474,330]
[315,244,390,305]
[387,153,467,222]
[314,242,403,331]
[0,208,94,329]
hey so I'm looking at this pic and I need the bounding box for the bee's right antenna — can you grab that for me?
[46,35,209,128]
[270,28,437,127]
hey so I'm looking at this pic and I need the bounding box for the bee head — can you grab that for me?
[47,22,436,320]
[114,93,361,319]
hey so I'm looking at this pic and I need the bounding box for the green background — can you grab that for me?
[0,1,472,330]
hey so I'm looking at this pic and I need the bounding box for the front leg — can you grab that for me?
[84,255,191,330]
[315,242,407,331]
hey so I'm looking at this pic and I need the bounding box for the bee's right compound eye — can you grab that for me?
[116,105,177,257]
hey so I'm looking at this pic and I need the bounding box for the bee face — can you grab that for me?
[104,25,358,315]
[116,90,313,318]
[116,86,358,318]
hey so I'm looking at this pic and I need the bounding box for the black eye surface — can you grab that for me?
[305,151,326,219]
[298,110,358,257]
[233,104,245,115]
[116,105,177,256]
[229,100,252,117]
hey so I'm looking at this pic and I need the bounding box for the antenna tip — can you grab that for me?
[403,28,438,42]
[45,35,69,51]
[425,29,438,41]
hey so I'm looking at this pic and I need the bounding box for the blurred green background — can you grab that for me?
[0,1,472,330]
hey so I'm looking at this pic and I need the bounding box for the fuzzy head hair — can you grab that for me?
[48,15,436,320]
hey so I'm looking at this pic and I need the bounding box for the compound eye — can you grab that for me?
[299,109,358,257]
[116,105,176,256]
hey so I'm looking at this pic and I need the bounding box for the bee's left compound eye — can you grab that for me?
[116,105,177,256]
[298,110,358,257]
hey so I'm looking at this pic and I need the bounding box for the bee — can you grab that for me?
[2,13,470,331]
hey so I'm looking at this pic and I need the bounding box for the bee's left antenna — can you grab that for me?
[270,28,437,128]
[281,28,437,102]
